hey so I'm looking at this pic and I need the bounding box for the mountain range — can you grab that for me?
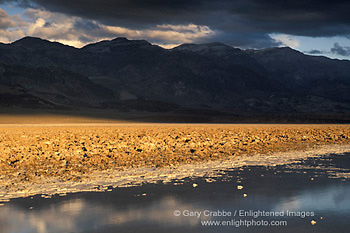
[0,36,349,117]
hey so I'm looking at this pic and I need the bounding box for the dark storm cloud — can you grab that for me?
[3,0,350,47]
[331,43,350,56]
[73,19,101,31]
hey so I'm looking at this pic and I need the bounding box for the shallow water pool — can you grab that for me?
[1,153,350,233]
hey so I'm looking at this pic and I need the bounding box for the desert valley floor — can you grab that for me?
[0,123,349,201]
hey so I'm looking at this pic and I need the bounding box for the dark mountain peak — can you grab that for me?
[173,42,267,72]
[12,36,49,46]
[13,36,45,44]
[175,42,236,51]
[177,42,229,48]
[269,47,302,54]
[82,37,154,52]
[173,42,243,58]
[111,37,152,46]
[279,46,297,51]
[11,36,74,50]
[248,46,303,56]
[111,37,129,42]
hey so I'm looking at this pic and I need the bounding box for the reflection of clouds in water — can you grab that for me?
[0,196,210,233]
[59,199,85,215]
[2,185,350,233]
[274,185,350,212]
[0,205,33,233]
[274,198,301,212]
[108,196,210,226]
[0,199,86,233]
[0,206,50,233]
[1,166,350,233]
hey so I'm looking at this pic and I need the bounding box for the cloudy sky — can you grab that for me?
[0,0,350,59]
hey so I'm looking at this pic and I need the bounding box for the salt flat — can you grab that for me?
[0,123,349,201]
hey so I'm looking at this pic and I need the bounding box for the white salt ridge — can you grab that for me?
[1,144,350,202]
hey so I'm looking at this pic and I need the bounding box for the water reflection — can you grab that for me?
[274,185,350,212]
[1,153,350,233]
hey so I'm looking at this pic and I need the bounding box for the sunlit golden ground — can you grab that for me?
[0,124,349,187]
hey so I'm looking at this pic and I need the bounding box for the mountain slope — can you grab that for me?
[0,36,349,113]
[247,47,350,102]
[81,39,284,107]
[173,42,267,74]
[0,63,114,108]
